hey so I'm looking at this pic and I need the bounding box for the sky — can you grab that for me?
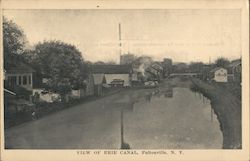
[3,9,241,63]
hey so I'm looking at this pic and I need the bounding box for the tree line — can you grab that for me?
[3,17,89,99]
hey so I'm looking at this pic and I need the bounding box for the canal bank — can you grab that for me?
[190,78,241,149]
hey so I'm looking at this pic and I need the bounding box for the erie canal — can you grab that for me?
[5,79,223,149]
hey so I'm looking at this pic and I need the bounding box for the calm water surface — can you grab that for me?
[117,87,223,149]
[5,84,223,149]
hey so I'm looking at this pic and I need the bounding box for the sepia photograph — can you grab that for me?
[0,0,249,161]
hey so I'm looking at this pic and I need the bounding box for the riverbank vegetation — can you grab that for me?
[190,78,241,149]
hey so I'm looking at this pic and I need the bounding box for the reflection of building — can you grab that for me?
[209,67,228,82]
[120,53,136,65]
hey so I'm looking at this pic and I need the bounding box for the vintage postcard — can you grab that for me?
[0,0,249,161]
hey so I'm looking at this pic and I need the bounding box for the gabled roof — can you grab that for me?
[91,65,132,74]
[151,62,163,71]
[6,62,35,74]
[210,67,227,73]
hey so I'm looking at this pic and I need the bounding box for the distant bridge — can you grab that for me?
[169,73,200,77]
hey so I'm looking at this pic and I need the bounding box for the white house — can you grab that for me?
[210,67,228,82]
[5,62,35,91]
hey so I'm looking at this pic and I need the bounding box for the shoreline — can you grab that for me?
[190,78,241,149]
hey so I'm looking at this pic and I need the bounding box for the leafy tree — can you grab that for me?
[24,40,88,101]
[3,17,27,69]
[188,62,204,73]
[215,57,230,68]
[172,63,188,73]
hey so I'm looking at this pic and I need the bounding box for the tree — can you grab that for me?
[173,63,188,73]
[215,57,230,68]
[25,40,88,101]
[189,62,204,73]
[3,17,27,69]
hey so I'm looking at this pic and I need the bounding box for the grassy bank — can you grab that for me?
[190,78,241,149]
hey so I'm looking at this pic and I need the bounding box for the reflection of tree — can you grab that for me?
[120,108,130,149]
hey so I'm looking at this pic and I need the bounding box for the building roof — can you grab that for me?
[4,88,16,96]
[6,62,35,74]
[91,65,132,74]
[151,62,163,71]
[210,67,227,73]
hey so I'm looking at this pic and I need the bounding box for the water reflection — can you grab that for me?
[115,95,136,149]
[193,91,215,122]
[120,108,130,149]
[144,92,152,102]
[120,87,222,149]
[162,87,173,98]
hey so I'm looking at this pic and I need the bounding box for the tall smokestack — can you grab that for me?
[119,23,122,64]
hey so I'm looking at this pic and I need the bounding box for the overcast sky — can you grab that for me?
[3,9,241,63]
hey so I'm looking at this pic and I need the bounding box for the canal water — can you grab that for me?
[5,81,223,149]
[117,87,223,149]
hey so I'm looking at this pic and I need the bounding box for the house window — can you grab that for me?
[8,76,16,86]
[23,76,27,85]
[12,76,17,85]
[28,75,31,85]
[18,76,22,85]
